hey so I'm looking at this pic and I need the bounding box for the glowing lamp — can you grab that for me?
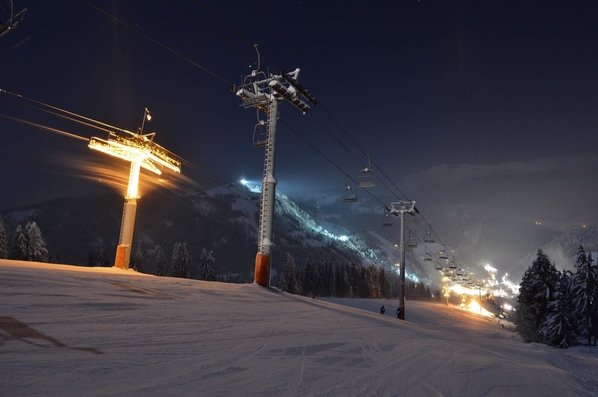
[88,113,181,270]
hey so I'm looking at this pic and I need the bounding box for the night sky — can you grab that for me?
[1,1,597,215]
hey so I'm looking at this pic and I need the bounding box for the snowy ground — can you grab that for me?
[1,260,597,397]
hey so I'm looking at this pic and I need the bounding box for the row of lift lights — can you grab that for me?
[337,157,475,288]
[242,68,475,288]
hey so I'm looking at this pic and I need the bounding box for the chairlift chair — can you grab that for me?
[342,185,357,203]
[423,248,433,261]
[423,229,435,243]
[0,2,29,49]
[435,260,443,270]
[0,2,27,39]
[357,154,376,188]
[438,246,449,260]
[382,211,393,227]
[408,233,417,248]
[342,176,357,203]
[252,121,267,147]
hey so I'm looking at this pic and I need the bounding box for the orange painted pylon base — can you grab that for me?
[114,244,127,269]
[254,253,269,287]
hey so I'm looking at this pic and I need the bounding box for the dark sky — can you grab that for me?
[1,0,597,211]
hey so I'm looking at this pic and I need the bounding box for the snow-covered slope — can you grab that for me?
[2,260,597,397]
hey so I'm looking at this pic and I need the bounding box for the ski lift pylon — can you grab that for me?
[357,154,376,188]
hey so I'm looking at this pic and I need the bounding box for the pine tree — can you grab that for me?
[87,247,111,267]
[281,253,299,294]
[341,263,351,298]
[0,216,8,259]
[131,244,145,273]
[170,242,192,279]
[98,247,111,267]
[9,225,28,260]
[199,248,217,281]
[312,262,323,297]
[322,261,335,297]
[24,222,49,262]
[9,223,48,262]
[379,267,390,299]
[544,270,577,348]
[301,261,314,297]
[368,264,381,299]
[571,246,598,345]
[589,253,598,346]
[155,246,167,276]
[516,249,558,343]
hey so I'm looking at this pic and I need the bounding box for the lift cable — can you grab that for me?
[171,1,419,205]
[166,0,256,67]
[1,87,259,208]
[81,0,234,88]
[83,0,452,258]
[187,0,285,71]
[175,0,450,252]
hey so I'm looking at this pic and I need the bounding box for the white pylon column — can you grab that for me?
[388,200,416,320]
[88,108,181,270]
[236,67,313,287]
[115,159,141,269]
[254,98,280,287]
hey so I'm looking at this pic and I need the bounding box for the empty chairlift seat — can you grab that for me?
[357,154,376,188]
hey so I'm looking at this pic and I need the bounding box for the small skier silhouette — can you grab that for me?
[380,305,385,315]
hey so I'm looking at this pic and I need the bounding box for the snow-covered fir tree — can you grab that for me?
[0,216,8,259]
[10,222,49,262]
[337,264,351,298]
[88,247,110,267]
[320,262,335,297]
[379,267,390,299]
[281,253,299,294]
[25,222,49,262]
[170,242,192,279]
[301,261,315,297]
[198,248,216,281]
[368,264,381,299]
[516,249,558,343]
[130,244,145,273]
[154,246,167,276]
[571,246,598,345]
[544,270,577,348]
[9,225,28,260]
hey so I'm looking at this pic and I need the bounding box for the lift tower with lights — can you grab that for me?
[236,63,316,287]
[88,109,181,269]
[387,200,417,320]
